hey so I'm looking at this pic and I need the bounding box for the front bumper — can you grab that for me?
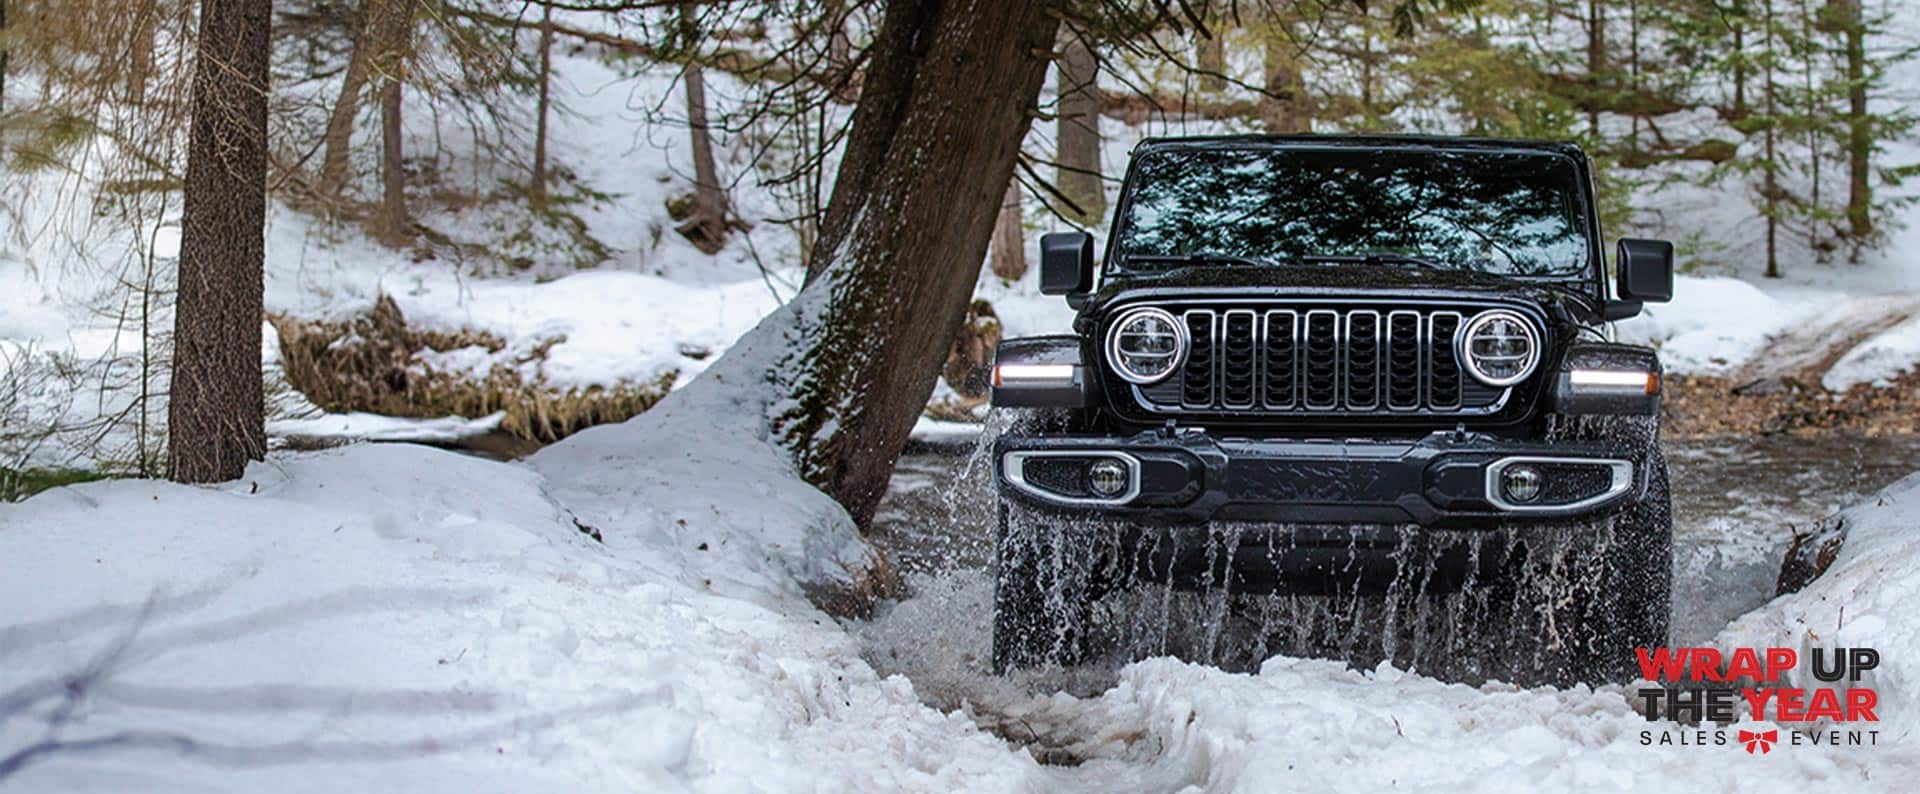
[996,428,1650,528]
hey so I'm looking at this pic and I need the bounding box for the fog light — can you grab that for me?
[1502,465,1543,503]
[1088,459,1129,497]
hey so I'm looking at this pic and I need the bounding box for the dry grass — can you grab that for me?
[271,295,676,445]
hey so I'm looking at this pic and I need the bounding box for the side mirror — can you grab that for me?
[1604,238,1674,321]
[1616,238,1674,303]
[1039,232,1095,297]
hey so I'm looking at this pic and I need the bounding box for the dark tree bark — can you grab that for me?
[802,1,934,285]
[1056,31,1105,225]
[674,61,733,253]
[990,180,1026,281]
[170,0,272,483]
[317,2,373,197]
[530,2,554,208]
[1840,0,1871,258]
[777,0,1060,526]
[375,0,417,245]
[1260,22,1309,133]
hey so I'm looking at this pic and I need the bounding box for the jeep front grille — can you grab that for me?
[1132,305,1510,416]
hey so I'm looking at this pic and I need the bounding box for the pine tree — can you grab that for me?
[171,0,272,483]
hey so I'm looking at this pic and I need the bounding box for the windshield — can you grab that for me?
[1114,145,1593,278]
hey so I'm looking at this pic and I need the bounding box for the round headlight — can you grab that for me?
[1105,307,1187,384]
[1458,310,1539,387]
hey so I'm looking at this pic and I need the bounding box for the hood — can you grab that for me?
[1080,265,1603,327]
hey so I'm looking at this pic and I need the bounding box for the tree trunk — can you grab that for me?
[1841,0,1870,258]
[990,179,1026,281]
[803,1,936,285]
[1586,0,1605,136]
[317,2,374,197]
[675,61,732,254]
[127,0,157,104]
[1,0,10,116]
[1763,0,1780,279]
[375,0,417,245]
[1056,31,1104,225]
[1260,22,1309,133]
[1195,20,1226,93]
[778,0,1060,527]
[171,0,271,484]
[531,3,554,208]
[1732,2,1748,115]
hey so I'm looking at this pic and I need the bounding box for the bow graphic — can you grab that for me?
[1738,729,1779,755]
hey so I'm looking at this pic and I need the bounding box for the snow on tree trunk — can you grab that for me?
[1056,31,1105,225]
[774,0,1061,527]
[990,180,1026,281]
[803,0,932,286]
[170,0,270,483]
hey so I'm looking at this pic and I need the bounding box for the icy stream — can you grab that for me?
[853,429,1920,761]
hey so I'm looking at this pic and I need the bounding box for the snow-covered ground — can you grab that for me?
[7,430,1919,790]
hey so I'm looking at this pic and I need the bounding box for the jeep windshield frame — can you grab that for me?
[1101,137,1607,299]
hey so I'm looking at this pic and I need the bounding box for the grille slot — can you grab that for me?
[1345,311,1381,410]
[1428,312,1464,409]
[1386,311,1422,410]
[1129,304,1512,417]
[1181,311,1215,408]
[1221,311,1258,408]
[1261,311,1297,408]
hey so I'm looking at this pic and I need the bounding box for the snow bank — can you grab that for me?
[0,445,1034,791]
[1824,315,1920,390]
[1717,472,1920,725]
[1614,276,1829,375]
[1033,655,1904,791]
[526,288,871,605]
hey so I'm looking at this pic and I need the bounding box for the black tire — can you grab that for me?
[1568,451,1673,683]
[991,501,1093,673]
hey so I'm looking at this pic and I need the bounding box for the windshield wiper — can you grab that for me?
[1126,252,1270,269]
[1296,252,1449,270]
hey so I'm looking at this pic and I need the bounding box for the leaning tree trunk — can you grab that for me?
[675,61,733,254]
[803,0,935,286]
[317,1,374,198]
[170,0,272,483]
[990,179,1027,281]
[777,0,1060,526]
[1056,31,1105,225]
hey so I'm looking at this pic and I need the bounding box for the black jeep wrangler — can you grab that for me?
[989,135,1675,683]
